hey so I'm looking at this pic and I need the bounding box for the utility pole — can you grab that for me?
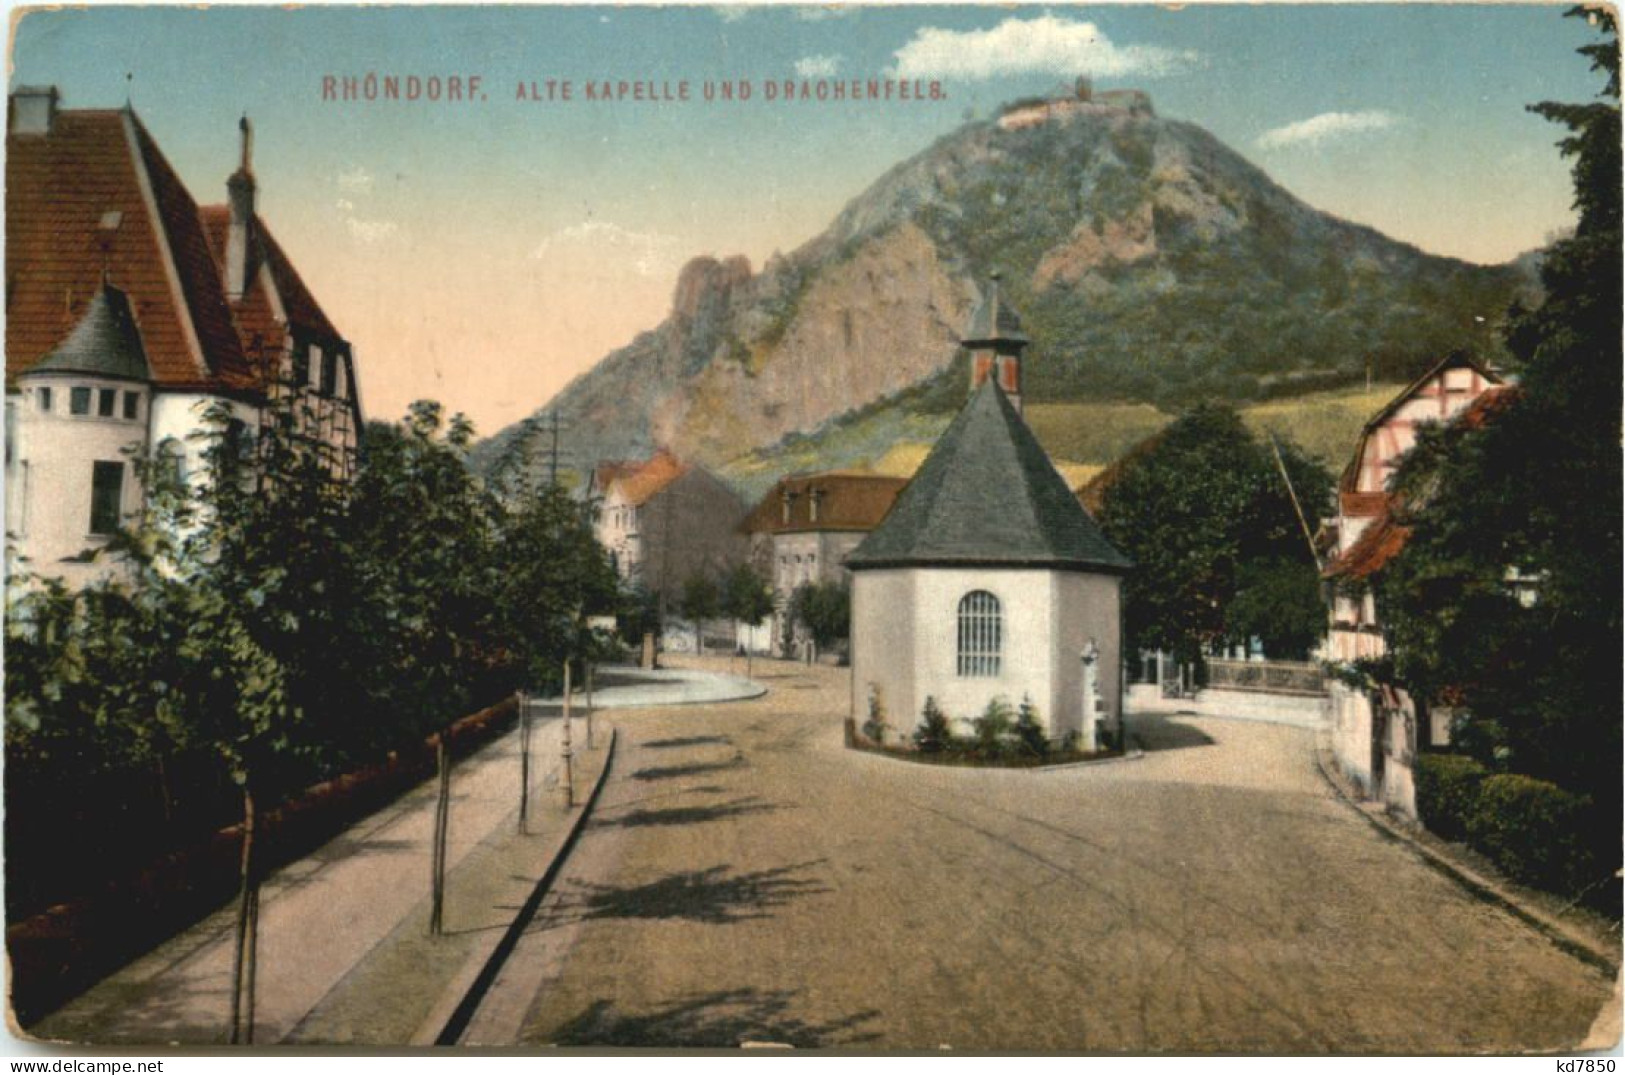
[561,660,575,808]
[1268,432,1320,565]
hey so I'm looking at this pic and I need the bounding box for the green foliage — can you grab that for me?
[788,580,850,649]
[678,572,721,624]
[1014,695,1048,757]
[1095,403,1331,664]
[1226,556,1327,660]
[1413,753,1489,842]
[720,561,775,628]
[913,695,953,753]
[1466,774,1600,895]
[862,684,890,744]
[970,696,1018,758]
[4,392,618,919]
[1376,11,1621,830]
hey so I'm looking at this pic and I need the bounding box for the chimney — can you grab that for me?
[10,86,60,136]
[225,115,256,301]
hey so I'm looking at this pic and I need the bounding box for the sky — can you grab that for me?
[8,3,1607,435]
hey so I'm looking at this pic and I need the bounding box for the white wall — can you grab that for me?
[850,568,916,736]
[9,378,150,587]
[1050,571,1124,741]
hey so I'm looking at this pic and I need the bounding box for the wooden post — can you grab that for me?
[228,784,256,1044]
[430,733,450,935]
[585,664,595,750]
[562,660,575,808]
[517,690,530,834]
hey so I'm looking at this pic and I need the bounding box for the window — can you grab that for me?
[122,391,139,420]
[70,387,91,415]
[89,460,124,535]
[37,387,52,413]
[320,351,338,396]
[293,345,311,387]
[98,388,116,417]
[957,590,1002,677]
[158,437,187,487]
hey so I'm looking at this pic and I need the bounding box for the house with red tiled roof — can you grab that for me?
[1320,351,1505,816]
[590,448,746,599]
[5,88,360,587]
[740,470,908,655]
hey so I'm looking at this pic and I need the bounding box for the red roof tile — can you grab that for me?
[741,471,909,534]
[7,106,341,396]
[1324,508,1412,581]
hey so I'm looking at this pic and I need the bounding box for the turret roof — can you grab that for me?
[847,379,1131,572]
[26,280,151,381]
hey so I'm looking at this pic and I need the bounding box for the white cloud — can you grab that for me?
[891,15,1198,81]
[345,218,398,243]
[531,221,680,277]
[795,54,841,78]
[796,6,854,21]
[336,166,374,195]
[1256,110,1403,150]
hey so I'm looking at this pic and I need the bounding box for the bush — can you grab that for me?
[1015,695,1047,757]
[1414,753,1488,841]
[913,696,952,754]
[970,697,1018,759]
[862,684,889,744]
[1465,774,1599,896]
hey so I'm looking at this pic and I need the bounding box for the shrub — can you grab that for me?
[1015,695,1047,757]
[913,696,952,754]
[970,697,1018,758]
[862,684,889,744]
[1465,774,1598,896]
[1414,753,1488,841]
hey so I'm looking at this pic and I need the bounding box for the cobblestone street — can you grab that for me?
[462,657,1615,1052]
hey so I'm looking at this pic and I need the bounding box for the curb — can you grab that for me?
[412,726,620,1046]
[1312,741,1619,978]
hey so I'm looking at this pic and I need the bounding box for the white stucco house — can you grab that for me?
[5,88,361,589]
[847,279,1132,748]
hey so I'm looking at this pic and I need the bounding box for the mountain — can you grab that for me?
[472,92,1537,495]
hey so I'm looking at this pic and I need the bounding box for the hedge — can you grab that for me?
[1465,773,1599,896]
[1414,753,1489,841]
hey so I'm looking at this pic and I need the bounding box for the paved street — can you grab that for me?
[465,656,1614,1052]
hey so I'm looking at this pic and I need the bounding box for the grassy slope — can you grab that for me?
[718,383,1406,504]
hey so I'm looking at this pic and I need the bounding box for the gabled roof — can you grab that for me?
[1338,350,1502,493]
[7,104,342,396]
[847,379,1132,572]
[199,207,341,356]
[612,449,689,507]
[26,280,150,381]
[740,471,909,535]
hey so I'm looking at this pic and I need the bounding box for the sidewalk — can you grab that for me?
[1313,740,1621,979]
[535,663,765,709]
[31,708,611,1047]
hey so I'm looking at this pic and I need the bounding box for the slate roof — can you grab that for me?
[28,280,151,381]
[963,278,1029,346]
[847,379,1132,572]
[7,104,343,396]
[740,471,909,535]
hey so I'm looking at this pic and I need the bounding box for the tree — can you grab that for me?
[1376,9,1620,843]
[677,571,721,654]
[788,580,851,653]
[721,561,775,678]
[1095,404,1331,668]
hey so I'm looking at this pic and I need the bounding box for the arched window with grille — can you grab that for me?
[957,590,1002,677]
